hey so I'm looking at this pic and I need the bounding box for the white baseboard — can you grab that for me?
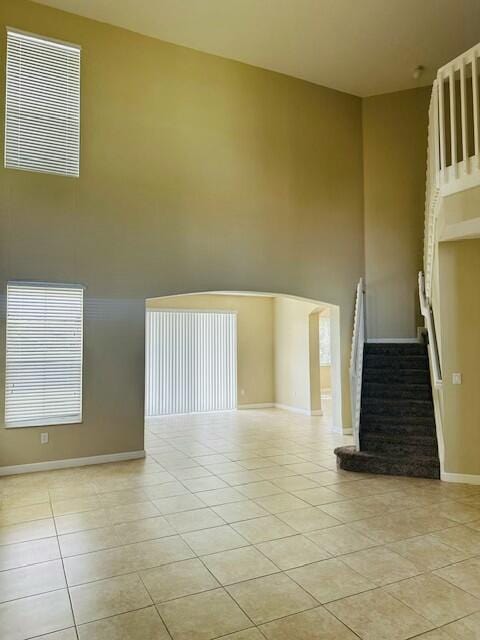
[367,338,421,343]
[343,428,353,435]
[441,472,480,485]
[274,403,321,417]
[237,403,274,410]
[0,450,146,477]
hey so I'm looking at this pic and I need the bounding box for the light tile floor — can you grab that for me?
[1,409,480,639]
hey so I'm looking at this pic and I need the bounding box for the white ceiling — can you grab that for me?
[32,0,480,96]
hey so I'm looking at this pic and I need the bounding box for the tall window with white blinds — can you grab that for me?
[5,29,81,177]
[5,283,84,428]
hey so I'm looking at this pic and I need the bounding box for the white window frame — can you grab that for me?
[5,281,85,429]
[4,27,81,177]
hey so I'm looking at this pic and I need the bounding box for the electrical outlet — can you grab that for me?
[40,432,49,444]
[452,373,462,385]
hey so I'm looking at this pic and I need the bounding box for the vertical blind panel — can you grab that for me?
[145,311,237,416]
[5,29,81,177]
[5,283,84,427]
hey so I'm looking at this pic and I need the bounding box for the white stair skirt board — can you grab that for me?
[0,450,145,477]
[441,472,480,485]
[237,403,275,410]
[275,403,323,417]
[367,338,421,343]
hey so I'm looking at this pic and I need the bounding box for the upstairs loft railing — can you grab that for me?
[424,42,480,298]
[436,42,480,197]
[349,278,365,450]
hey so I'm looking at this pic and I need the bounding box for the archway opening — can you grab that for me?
[144,291,343,440]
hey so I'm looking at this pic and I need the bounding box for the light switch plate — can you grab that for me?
[40,432,49,444]
[452,373,462,385]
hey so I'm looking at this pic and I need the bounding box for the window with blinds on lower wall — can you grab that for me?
[4,28,81,177]
[5,282,84,428]
[145,310,237,416]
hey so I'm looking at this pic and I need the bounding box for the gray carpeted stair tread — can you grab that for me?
[363,368,431,384]
[363,382,432,401]
[364,355,429,369]
[364,343,427,355]
[334,445,440,479]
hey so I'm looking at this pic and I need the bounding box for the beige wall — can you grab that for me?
[0,0,364,466]
[146,294,274,407]
[438,239,480,476]
[274,297,319,413]
[363,87,431,339]
[320,366,332,393]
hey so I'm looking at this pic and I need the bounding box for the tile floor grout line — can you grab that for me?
[51,493,80,640]
[75,602,166,637]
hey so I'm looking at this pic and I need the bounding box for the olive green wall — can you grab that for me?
[438,239,480,476]
[363,87,431,339]
[0,0,365,466]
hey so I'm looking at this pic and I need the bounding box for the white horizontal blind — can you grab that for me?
[145,310,237,416]
[5,283,84,427]
[5,29,81,177]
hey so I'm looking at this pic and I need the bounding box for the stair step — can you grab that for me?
[363,382,432,401]
[334,445,440,480]
[364,343,427,356]
[360,434,438,458]
[361,398,435,418]
[363,368,430,385]
[364,355,429,370]
[361,413,436,428]
[360,422,436,439]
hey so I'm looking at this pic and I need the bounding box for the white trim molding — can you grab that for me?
[274,403,321,416]
[0,450,145,477]
[441,472,480,485]
[237,403,274,410]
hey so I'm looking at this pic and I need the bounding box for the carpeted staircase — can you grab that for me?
[335,342,440,479]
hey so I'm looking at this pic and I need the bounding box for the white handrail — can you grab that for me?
[349,278,365,450]
[423,81,441,299]
[418,271,442,387]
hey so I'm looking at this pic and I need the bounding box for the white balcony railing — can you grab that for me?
[424,42,480,298]
[436,43,480,197]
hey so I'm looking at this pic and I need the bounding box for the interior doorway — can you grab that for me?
[319,308,333,416]
[144,291,342,430]
[145,309,237,416]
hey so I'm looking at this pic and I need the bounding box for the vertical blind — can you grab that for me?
[5,283,84,428]
[5,28,81,177]
[145,310,237,416]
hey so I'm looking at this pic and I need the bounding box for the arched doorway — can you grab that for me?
[144,290,343,432]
